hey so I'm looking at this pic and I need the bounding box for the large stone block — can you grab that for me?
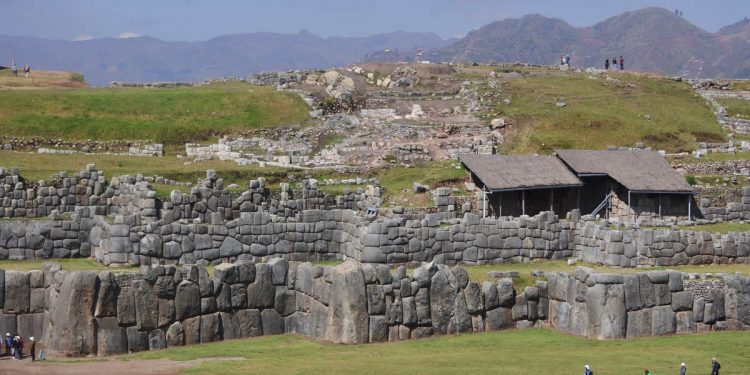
[166,321,184,347]
[626,308,652,339]
[247,264,275,309]
[651,305,676,336]
[97,317,128,355]
[126,326,148,353]
[261,309,284,335]
[183,316,201,345]
[17,312,44,343]
[117,287,136,326]
[44,271,99,356]
[95,272,119,318]
[600,284,626,339]
[623,274,642,311]
[671,291,693,312]
[236,309,263,337]
[4,270,30,313]
[0,313,17,337]
[429,268,457,334]
[675,311,695,334]
[149,329,166,351]
[484,307,513,331]
[200,313,222,343]
[497,278,515,307]
[464,282,484,314]
[268,258,289,285]
[324,261,367,343]
[450,292,472,334]
[175,280,201,320]
[133,279,159,331]
[482,281,499,310]
[369,315,389,342]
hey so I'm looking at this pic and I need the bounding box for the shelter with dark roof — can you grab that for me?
[459,154,583,217]
[555,149,695,221]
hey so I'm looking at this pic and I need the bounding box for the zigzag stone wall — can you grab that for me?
[0,261,548,357]
[0,261,748,357]
[3,209,750,268]
[548,267,750,339]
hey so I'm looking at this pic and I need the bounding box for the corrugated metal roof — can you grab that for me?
[555,149,692,192]
[459,154,582,191]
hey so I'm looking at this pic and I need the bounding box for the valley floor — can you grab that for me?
[8,329,748,375]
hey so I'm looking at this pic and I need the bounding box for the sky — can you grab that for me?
[1,0,749,41]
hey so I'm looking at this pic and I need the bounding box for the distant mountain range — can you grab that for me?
[0,31,450,85]
[2,7,750,85]
[430,7,750,79]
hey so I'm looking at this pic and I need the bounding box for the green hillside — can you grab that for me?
[488,69,724,154]
[0,82,310,145]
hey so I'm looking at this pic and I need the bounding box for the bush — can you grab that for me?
[685,175,697,185]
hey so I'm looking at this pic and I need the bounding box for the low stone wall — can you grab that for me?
[548,267,750,339]
[91,210,361,266]
[576,222,750,267]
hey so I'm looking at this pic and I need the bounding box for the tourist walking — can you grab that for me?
[612,56,618,70]
[680,362,687,375]
[711,358,721,375]
[619,56,624,70]
[17,335,24,359]
[11,59,17,77]
[5,333,10,356]
[30,337,35,362]
[584,364,593,375]
[605,59,610,70]
[23,64,30,78]
[10,335,16,359]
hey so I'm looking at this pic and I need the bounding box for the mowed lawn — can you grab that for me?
[0,82,310,145]
[122,329,749,375]
[496,71,724,154]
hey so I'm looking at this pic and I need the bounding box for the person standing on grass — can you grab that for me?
[29,337,35,362]
[605,59,610,70]
[23,64,30,78]
[11,59,17,77]
[680,362,687,375]
[584,364,593,375]
[711,358,721,375]
[620,56,624,70]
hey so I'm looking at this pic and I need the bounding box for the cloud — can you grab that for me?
[73,34,95,41]
[117,32,141,39]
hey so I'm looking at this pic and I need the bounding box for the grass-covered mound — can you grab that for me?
[491,70,723,154]
[0,82,310,145]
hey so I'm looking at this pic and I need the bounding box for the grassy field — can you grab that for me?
[674,150,750,163]
[0,258,137,272]
[717,97,750,119]
[675,221,750,234]
[119,329,750,374]
[0,82,310,145]
[0,68,86,88]
[493,71,724,154]
[0,152,465,206]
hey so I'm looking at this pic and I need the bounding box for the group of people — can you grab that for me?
[605,56,625,70]
[584,358,721,374]
[3,333,38,361]
[560,54,572,66]
[9,58,31,78]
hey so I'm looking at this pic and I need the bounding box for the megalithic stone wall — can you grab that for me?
[1,261,548,356]
[547,267,750,339]
[0,262,748,357]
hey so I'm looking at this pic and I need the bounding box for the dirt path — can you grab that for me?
[0,356,244,374]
